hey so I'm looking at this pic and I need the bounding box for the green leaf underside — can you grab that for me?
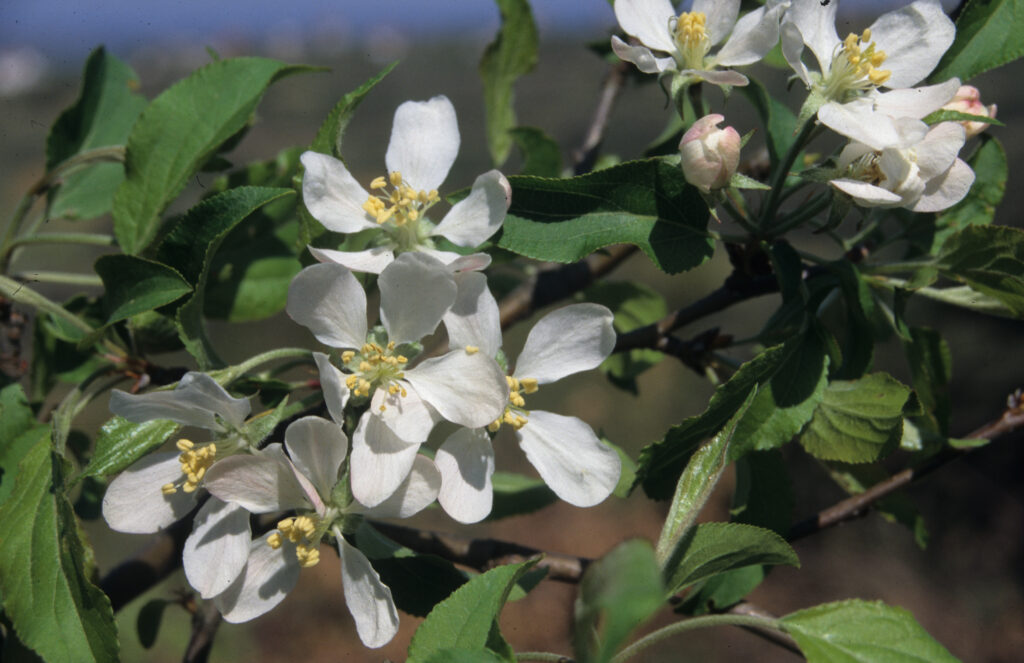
[798,373,911,463]
[573,540,664,663]
[499,159,712,274]
[94,254,192,325]
[0,437,119,662]
[782,599,959,663]
[935,225,1024,317]
[479,0,538,166]
[113,57,314,254]
[931,0,1024,82]
[83,417,179,479]
[656,389,758,566]
[408,559,537,662]
[46,47,147,221]
[310,61,398,159]
[666,522,799,595]
[509,126,562,177]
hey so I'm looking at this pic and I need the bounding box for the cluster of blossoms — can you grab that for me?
[103,95,621,648]
[613,0,995,212]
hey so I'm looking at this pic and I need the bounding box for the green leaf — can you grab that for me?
[136,598,169,649]
[82,416,179,479]
[112,57,314,254]
[665,522,799,595]
[731,450,794,536]
[655,389,757,566]
[310,61,397,158]
[934,225,1024,316]
[0,437,119,663]
[353,523,468,618]
[906,136,1007,257]
[739,77,799,172]
[499,159,712,273]
[479,0,538,166]
[408,559,537,662]
[584,280,667,393]
[486,472,557,520]
[903,327,952,435]
[0,385,47,509]
[782,599,959,662]
[730,328,830,458]
[155,186,295,367]
[46,47,146,221]
[93,254,192,325]
[675,565,765,616]
[573,539,664,663]
[635,342,788,500]
[798,373,911,463]
[423,650,508,663]
[509,126,562,177]
[930,0,1024,82]
[830,261,876,379]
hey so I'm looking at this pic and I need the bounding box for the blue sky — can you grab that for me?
[2,1,959,65]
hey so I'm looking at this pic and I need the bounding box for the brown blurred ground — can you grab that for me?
[3,29,1023,663]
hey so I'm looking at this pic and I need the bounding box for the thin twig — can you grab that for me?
[727,602,801,657]
[183,599,222,663]
[573,60,629,175]
[788,394,1024,541]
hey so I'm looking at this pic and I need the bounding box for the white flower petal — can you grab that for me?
[339,538,399,648]
[356,454,442,519]
[444,271,502,359]
[431,170,509,247]
[435,428,494,524]
[517,410,621,508]
[913,158,974,213]
[314,352,349,425]
[610,36,676,74]
[830,178,904,207]
[914,122,966,180]
[286,263,367,350]
[350,412,422,508]
[613,0,677,54]
[514,303,616,384]
[870,0,955,88]
[447,253,492,273]
[385,96,459,193]
[203,446,309,514]
[183,498,251,599]
[404,351,508,429]
[683,68,749,87]
[780,20,812,87]
[693,0,739,47]
[871,78,961,120]
[372,381,438,443]
[284,416,348,500]
[713,3,784,67]
[309,246,395,275]
[785,0,839,76]
[109,372,250,430]
[300,151,377,233]
[819,101,927,151]
[378,252,457,345]
[216,533,301,623]
[102,453,196,533]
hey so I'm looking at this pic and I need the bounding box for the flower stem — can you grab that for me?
[213,348,314,384]
[9,233,116,249]
[759,120,820,229]
[516,653,574,663]
[610,614,783,663]
[13,270,104,287]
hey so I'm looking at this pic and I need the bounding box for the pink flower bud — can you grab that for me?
[942,85,997,138]
[679,114,741,193]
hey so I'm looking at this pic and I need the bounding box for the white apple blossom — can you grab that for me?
[435,303,622,523]
[101,373,254,599]
[301,95,510,274]
[781,0,955,114]
[611,0,789,86]
[286,251,508,508]
[203,416,441,648]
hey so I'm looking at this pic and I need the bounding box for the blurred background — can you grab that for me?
[2,1,1021,661]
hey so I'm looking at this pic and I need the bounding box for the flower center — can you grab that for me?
[267,515,322,568]
[161,439,217,495]
[487,376,539,432]
[826,29,891,99]
[342,341,409,409]
[670,11,710,69]
[362,170,439,227]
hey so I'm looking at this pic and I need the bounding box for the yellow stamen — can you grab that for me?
[267,532,283,549]
[161,483,177,495]
[370,176,387,189]
[341,350,355,363]
[465,345,479,355]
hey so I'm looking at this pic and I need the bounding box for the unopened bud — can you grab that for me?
[942,85,997,138]
[679,114,741,193]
